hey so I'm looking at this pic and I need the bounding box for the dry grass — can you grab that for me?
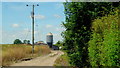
[1,44,51,66]
[35,45,51,55]
[0,56,1,66]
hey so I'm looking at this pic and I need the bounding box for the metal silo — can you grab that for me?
[46,32,53,48]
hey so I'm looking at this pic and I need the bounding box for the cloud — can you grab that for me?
[45,24,53,28]
[35,14,45,20]
[12,24,19,28]
[54,14,61,18]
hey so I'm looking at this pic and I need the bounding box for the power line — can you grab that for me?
[35,23,41,42]
[23,21,31,40]
[24,29,30,40]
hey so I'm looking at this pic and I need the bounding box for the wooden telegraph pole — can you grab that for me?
[26,4,39,55]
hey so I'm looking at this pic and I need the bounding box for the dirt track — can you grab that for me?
[10,50,64,66]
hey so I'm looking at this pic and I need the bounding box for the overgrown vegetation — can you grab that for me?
[88,9,120,67]
[54,53,70,66]
[62,2,119,67]
[1,44,51,66]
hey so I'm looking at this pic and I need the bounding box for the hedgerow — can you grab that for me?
[88,9,120,67]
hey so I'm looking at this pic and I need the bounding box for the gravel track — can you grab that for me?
[10,50,64,66]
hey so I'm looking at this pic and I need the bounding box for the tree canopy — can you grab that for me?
[13,39,22,44]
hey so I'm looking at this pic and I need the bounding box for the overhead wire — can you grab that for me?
[23,21,31,41]
[35,19,41,42]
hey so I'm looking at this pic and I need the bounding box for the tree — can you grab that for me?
[54,41,64,49]
[23,40,27,44]
[23,40,30,44]
[55,41,62,46]
[62,2,119,67]
[56,41,61,44]
[13,39,22,44]
[27,40,30,44]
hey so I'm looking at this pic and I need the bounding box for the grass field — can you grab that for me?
[0,44,51,66]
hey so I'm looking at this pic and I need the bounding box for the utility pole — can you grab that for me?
[26,4,39,55]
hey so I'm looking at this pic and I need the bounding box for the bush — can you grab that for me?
[88,9,120,67]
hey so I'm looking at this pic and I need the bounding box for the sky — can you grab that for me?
[2,0,67,2]
[1,2,66,44]
[0,2,2,44]
[1,0,117,44]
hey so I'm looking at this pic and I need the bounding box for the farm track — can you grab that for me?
[10,50,64,66]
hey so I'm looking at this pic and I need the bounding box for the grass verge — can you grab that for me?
[54,52,70,66]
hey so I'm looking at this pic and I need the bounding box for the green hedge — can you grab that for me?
[88,9,120,67]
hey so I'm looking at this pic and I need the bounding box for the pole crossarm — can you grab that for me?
[26,4,39,6]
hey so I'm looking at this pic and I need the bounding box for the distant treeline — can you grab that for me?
[62,2,119,67]
[13,39,30,44]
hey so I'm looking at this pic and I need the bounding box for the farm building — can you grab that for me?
[34,41,47,45]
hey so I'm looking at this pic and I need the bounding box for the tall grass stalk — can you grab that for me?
[1,44,51,66]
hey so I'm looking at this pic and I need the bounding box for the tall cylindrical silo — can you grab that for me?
[46,32,53,48]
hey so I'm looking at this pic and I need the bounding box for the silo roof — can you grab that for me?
[47,32,53,35]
